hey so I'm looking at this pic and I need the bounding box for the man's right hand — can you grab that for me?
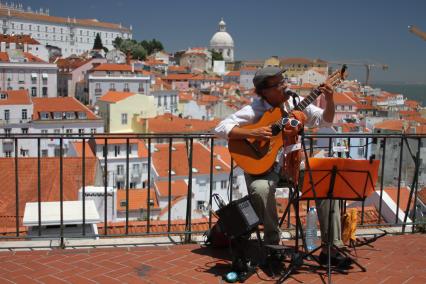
[249,126,272,140]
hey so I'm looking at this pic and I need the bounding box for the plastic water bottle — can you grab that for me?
[305,207,319,252]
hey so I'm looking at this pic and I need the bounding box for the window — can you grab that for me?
[221,180,227,189]
[114,145,120,157]
[22,128,28,134]
[117,165,124,175]
[4,110,10,121]
[53,112,62,120]
[124,83,129,91]
[78,129,84,136]
[5,151,12,158]
[42,87,48,97]
[41,150,48,157]
[65,112,75,119]
[95,83,101,90]
[120,200,127,207]
[78,112,87,119]
[121,113,127,125]
[4,128,11,137]
[197,201,204,210]
[349,105,353,111]
[31,87,37,97]
[18,70,25,83]
[90,128,96,134]
[20,149,29,157]
[22,109,27,120]
[41,130,48,136]
[54,129,61,134]
[164,96,167,107]
[66,129,73,134]
[158,96,161,106]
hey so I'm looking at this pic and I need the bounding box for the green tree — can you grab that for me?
[112,37,123,49]
[211,49,223,61]
[93,33,103,50]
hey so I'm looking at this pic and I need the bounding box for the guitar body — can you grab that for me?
[228,108,285,175]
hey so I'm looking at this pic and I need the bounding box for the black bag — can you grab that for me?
[203,223,230,248]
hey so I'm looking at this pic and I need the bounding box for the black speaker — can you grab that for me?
[216,195,260,239]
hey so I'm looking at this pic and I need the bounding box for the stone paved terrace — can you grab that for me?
[0,233,424,284]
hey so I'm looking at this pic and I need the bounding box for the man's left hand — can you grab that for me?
[319,83,334,102]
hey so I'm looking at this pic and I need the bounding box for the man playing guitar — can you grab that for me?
[215,66,352,267]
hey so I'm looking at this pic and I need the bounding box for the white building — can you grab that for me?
[209,18,234,62]
[86,138,149,190]
[0,34,49,61]
[0,3,132,58]
[87,63,151,105]
[0,90,104,158]
[0,49,57,97]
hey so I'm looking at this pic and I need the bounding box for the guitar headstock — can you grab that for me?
[326,64,348,87]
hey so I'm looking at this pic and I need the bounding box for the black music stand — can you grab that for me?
[297,157,380,283]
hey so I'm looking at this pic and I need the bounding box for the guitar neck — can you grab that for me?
[292,88,322,112]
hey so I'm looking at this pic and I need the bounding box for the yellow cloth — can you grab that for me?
[342,208,357,244]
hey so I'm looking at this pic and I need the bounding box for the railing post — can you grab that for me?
[60,137,64,248]
[125,138,130,235]
[185,138,194,243]
[82,138,86,236]
[103,138,108,236]
[208,138,214,229]
[167,137,173,232]
[378,138,386,224]
[14,138,19,237]
[37,137,42,236]
[147,138,151,233]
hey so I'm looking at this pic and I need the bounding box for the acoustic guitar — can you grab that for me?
[228,65,348,176]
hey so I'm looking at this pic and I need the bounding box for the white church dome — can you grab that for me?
[210,19,234,48]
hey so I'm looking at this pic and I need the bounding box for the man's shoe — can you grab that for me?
[319,252,353,269]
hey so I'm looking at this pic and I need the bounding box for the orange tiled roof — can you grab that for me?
[225,71,240,77]
[0,157,99,219]
[70,142,95,158]
[213,146,232,167]
[0,51,45,63]
[374,120,405,131]
[0,90,31,105]
[145,114,218,133]
[0,34,39,44]
[167,65,188,72]
[94,138,140,145]
[0,8,130,32]
[92,63,147,73]
[333,92,357,105]
[405,100,421,109]
[152,142,230,177]
[56,57,91,71]
[96,217,212,235]
[155,180,188,197]
[198,94,220,105]
[164,74,195,81]
[384,186,414,210]
[138,140,148,158]
[116,189,159,211]
[32,97,99,120]
[98,91,136,103]
[178,92,193,101]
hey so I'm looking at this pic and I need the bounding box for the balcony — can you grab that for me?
[0,132,424,282]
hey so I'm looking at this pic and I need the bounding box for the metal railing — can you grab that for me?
[0,132,424,248]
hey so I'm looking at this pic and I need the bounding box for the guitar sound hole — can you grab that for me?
[271,124,282,136]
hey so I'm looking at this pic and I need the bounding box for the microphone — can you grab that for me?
[282,87,299,99]
[283,87,300,106]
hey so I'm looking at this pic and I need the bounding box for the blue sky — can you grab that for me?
[17,0,426,84]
